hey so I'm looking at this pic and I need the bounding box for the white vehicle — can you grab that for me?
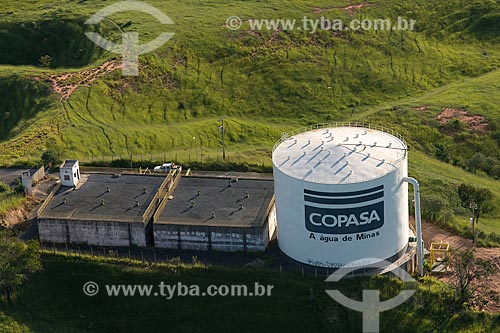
[153,163,180,173]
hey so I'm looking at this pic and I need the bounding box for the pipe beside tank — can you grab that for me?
[403,177,423,276]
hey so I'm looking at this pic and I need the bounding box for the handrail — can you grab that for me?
[80,166,137,174]
[271,122,408,184]
[153,168,183,223]
[170,168,182,191]
[142,168,183,223]
[141,172,174,222]
[153,189,171,223]
[272,122,407,152]
[37,183,62,217]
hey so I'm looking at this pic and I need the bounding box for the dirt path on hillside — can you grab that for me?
[421,220,500,312]
[45,60,122,101]
[0,197,40,229]
[1,176,58,232]
[421,220,473,249]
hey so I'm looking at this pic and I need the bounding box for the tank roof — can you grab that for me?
[272,124,407,184]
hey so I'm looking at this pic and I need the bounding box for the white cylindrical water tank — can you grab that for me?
[272,124,409,268]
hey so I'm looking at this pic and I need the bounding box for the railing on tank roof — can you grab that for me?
[295,168,403,185]
[272,122,407,152]
[272,122,408,184]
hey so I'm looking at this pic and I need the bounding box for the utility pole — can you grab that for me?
[469,201,478,245]
[219,117,226,160]
[192,136,197,161]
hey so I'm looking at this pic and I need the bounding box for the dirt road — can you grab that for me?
[421,220,500,312]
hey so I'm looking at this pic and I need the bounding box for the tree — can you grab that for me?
[490,164,500,180]
[466,153,500,178]
[38,55,52,68]
[420,193,450,221]
[448,119,465,131]
[433,143,451,162]
[0,231,41,304]
[41,149,60,166]
[449,249,498,310]
[466,152,487,173]
[0,181,10,193]
[457,183,493,225]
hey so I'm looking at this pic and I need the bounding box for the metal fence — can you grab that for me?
[271,122,408,184]
[39,243,341,278]
[30,165,46,183]
[75,150,273,168]
[272,122,407,152]
[9,150,272,169]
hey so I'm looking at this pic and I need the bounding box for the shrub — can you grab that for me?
[41,149,61,166]
[0,182,10,193]
[38,55,52,68]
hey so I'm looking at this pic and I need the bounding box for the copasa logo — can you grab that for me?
[304,185,384,234]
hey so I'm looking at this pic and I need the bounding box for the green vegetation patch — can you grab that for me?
[0,76,52,141]
[0,181,24,218]
[0,19,103,68]
[0,254,498,333]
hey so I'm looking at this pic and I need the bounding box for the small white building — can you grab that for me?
[21,170,33,196]
[60,160,80,187]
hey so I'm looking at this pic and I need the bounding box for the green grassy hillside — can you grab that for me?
[0,181,24,218]
[1,0,500,161]
[0,0,499,238]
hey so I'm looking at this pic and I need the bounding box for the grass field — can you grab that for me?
[0,1,499,235]
[0,193,24,218]
[0,254,499,333]
[0,182,24,219]
[1,0,500,160]
[1,2,500,332]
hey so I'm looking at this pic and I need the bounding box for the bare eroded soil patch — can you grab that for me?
[46,60,122,101]
[437,107,489,133]
[421,220,500,313]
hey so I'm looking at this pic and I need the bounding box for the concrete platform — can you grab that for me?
[40,173,164,222]
[0,168,37,186]
[154,176,276,252]
[156,176,274,227]
[38,173,168,247]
